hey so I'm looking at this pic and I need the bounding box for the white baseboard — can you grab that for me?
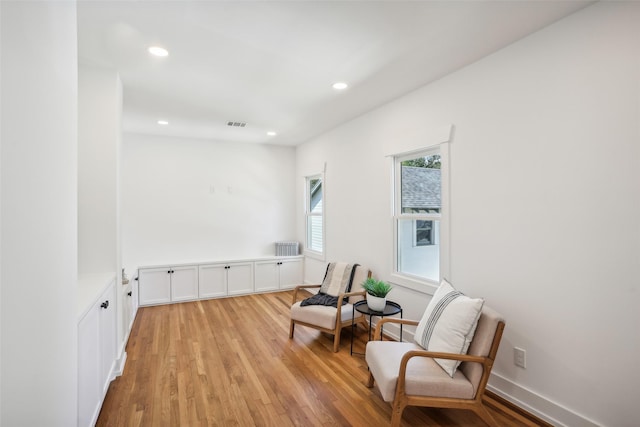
[113,311,136,378]
[113,350,127,378]
[487,373,601,427]
[369,321,600,427]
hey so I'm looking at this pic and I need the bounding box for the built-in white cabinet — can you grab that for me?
[138,267,170,305]
[171,266,199,301]
[276,258,304,289]
[100,284,117,386]
[138,256,301,306]
[227,262,255,295]
[199,262,254,297]
[138,265,198,306]
[198,262,254,298]
[198,264,227,298]
[78,298,100,427]
[78,275,117,427]
[122,281,135,336]
[254,261,279,292]
[254,258,303,291]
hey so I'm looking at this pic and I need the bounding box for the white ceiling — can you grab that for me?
[77,1,592,146]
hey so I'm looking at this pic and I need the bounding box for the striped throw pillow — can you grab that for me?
[414,280,484,377]
[319,262,356,297]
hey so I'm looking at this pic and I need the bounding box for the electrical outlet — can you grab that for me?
[514,347,526,368]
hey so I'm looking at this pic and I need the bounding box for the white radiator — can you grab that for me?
[275,241,299,256]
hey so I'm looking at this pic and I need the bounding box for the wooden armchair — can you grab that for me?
[289,264,371,352]
[365,306,505,426]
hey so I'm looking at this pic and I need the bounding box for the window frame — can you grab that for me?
[389,128,451,294]
[305,173,325,259]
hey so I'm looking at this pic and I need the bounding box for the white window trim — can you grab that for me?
[304,173,325,260]
[389,125,452,295]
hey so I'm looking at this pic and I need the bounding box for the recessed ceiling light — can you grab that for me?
[157,120,169,125]
[266,131,277,136]
[148,46,169,57]
[332,82,348,90]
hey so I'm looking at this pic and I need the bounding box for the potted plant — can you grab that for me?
[361,278,393,312]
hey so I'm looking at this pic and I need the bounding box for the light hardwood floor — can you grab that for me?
[98,291,542,426]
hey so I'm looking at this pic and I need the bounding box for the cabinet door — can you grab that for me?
[199,264,227,298]
[123,285,133,333]
[254,261,279,292]
[279,259,303,289]
[170,265,199,302]
[227,263,254,295]
[138,268,171,306]
[78,301,100,427]
[98,283,117,396]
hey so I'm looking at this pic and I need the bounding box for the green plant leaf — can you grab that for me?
[361,278,392,298]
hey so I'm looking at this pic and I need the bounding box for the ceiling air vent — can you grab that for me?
[227,121,247,127]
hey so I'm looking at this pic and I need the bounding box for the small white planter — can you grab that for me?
[367,294,387,312]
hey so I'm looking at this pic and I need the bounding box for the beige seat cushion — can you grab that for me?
[291,301,362,330]
[365,341,474,402]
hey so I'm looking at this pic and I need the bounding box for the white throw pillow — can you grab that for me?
[414,280,484,377]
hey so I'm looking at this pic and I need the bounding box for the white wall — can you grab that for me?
[296,2,640,426]
[78,62,125,356]
[122,133,297,273]
[1,3,3,420]
[0,2,78,425]
[78,63,121,276]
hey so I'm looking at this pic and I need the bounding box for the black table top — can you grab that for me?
[354,299,401,316]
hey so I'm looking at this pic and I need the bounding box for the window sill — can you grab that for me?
[303,249,325,262]
[388,272,439,295]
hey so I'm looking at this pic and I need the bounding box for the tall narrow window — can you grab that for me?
[306,175,324,255]
[394,150,441,282]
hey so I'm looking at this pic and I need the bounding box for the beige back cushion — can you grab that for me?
[459,306,504,395]
[348,266,370,304]
[319,262,357,296]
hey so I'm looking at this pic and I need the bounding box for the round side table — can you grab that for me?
[351,300,403,356]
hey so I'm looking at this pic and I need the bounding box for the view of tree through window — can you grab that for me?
[401,154,441,170]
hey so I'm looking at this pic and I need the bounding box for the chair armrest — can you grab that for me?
[373,318,419,340]
[292,284,321,304]
[334,290,366,325]
[341,290,366,298]
[337,289,365,306]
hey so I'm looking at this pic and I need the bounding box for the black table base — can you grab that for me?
[350,300,403,356]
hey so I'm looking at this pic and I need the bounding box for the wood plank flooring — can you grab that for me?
[97,291,540,426]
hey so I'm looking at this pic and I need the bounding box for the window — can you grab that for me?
[394,151,442,283]
[306,175,324,255]
[414,220,436,246]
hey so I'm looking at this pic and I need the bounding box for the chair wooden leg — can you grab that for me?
[363,316,370,331]
[366,372,374,388]
[289,320,295,339]
[333,328,341,352]
[390,399,406,427]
